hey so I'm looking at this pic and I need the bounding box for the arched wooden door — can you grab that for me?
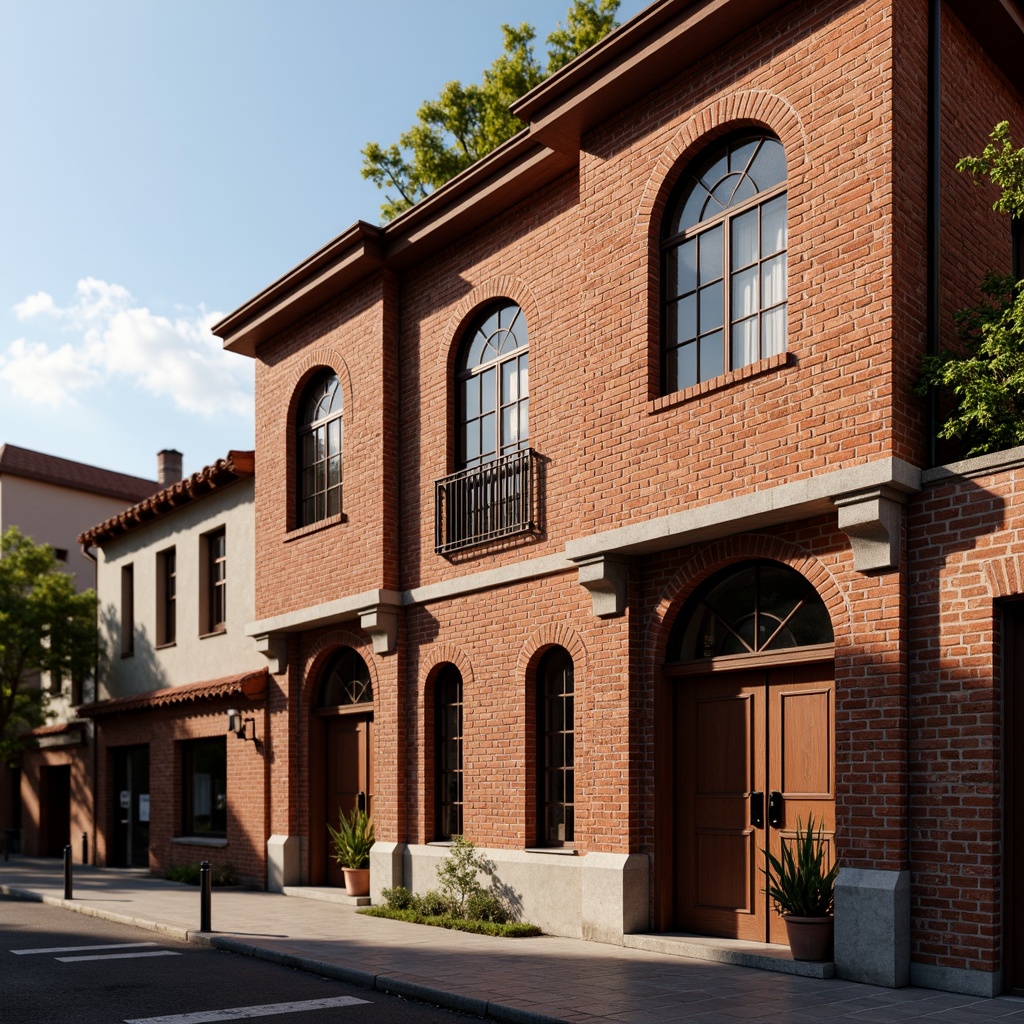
[310,647,374,887]
[667,560,836,943]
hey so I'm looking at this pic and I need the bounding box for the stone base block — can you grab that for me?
[266,834,301,892]
[834,867,909,988]
[369,841,405,903]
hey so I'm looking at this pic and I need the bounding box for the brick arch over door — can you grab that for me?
[635,89,809,241]
[647,535,844,936]
[646,534,850,670]
[303,628,379,706]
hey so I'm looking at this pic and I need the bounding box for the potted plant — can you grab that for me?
[328,807,375,896]
[762,815,839,961]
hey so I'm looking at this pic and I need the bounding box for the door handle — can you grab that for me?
[357,791,366,812]
[750,791,764,829]
[768,791,783,828]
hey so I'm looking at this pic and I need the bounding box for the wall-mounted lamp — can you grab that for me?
[227,708,257,743]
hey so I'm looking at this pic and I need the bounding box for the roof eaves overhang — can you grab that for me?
[945,0,1024,94]
[510,0,793,155]
[215,132,576,357]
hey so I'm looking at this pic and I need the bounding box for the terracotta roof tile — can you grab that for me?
[78,450,254,548]
[0,444,158,503]
[76,668,267,718]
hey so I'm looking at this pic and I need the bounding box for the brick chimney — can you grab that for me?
[157,449,183,487]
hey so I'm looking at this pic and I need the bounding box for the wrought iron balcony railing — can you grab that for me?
[435,448,537,555]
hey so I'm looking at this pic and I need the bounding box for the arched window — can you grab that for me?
[434,665,463,840]
[317,647,372,708]
[537,646,574,846]
[458,300,529,469]
[297,370,343,526]
[666,560,833,664]
[662,133,788,394]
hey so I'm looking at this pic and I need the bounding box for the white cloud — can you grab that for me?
[1,279,252,418]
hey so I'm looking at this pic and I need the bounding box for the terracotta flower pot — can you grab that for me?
[783,914,834,961]
[342,867,370,897]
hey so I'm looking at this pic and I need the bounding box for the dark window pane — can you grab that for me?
[699,330,724,381]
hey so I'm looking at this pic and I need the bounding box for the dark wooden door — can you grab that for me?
[324,715,373,887]
[676,663,834,942]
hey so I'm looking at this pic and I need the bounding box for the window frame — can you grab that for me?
[537,647,574,848]
[661,132,788,396]
[296,370,343,528]
[434,665,463,841]
[456,300,529,471]
[180,736,227,839]
[200,528,226,637]
[156,546,176,647]
[120,563,134,658]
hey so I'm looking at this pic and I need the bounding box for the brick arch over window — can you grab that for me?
[302,629,378,708]
[439,277,542,382]
[516,623,589,682]
[636,90,808,239]
[419,645,476,692]
[985,554,1024,599]
[285,349,355,429]
[646,535,849,671]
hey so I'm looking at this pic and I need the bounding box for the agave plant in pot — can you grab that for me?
[328,807,375,896]
[762,815,839,961]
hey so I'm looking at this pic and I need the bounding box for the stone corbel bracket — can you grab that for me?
[575,553,629,618]
[254,632,288,675]
[833,486,907,573]
[358,601,401,655]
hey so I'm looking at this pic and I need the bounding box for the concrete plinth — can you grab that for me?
[834,867,909,988]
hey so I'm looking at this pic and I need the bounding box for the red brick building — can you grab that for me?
[211,0,1023,996]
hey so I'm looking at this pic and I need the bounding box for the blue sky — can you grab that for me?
[0,0,647,481]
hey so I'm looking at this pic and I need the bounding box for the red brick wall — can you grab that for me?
[91,700,267,887]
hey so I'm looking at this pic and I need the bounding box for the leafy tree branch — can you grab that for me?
[361,1,620,223]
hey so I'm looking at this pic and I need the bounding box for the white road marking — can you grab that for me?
[13,941,160,955]
[57,950,182,962]
[124,996,369,1022]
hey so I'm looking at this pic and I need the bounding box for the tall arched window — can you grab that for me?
[537,646,574,846]
[458,300,529,469]
[435,300,534,554]
[435,665,463,840]
[297,370,343,526]
[662,133,788,394]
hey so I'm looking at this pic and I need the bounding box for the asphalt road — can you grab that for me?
[0,895,483,1024]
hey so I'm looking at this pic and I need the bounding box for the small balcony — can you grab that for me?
[435,448,538,555]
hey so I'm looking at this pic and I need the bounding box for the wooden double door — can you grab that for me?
[675,662,835,944]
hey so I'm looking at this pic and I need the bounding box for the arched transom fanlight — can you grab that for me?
[667,560,833,664]
[317,647,372,707]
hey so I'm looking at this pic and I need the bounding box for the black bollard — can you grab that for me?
[63,845,73,899]
[200,860,212,932]
[82,832,89,865]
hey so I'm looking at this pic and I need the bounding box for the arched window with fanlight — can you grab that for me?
[297,370,343,526]
[435,300,535,553]
[458,300,529,469]
[662,133,788,395]
[666,560,833,666]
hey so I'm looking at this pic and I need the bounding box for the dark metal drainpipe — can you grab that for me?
[926,0,942,469]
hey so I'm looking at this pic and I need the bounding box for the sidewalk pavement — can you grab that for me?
[4,857,1024,1024]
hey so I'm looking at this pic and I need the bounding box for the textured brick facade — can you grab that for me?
[207,0,1024,995]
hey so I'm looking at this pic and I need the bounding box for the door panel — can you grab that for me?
[676,663,834,943]
[324,715,373,887]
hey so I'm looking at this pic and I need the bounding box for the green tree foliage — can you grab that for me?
[0,528,97,766]
[361,0,620,222]
[917,122,1024,456]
